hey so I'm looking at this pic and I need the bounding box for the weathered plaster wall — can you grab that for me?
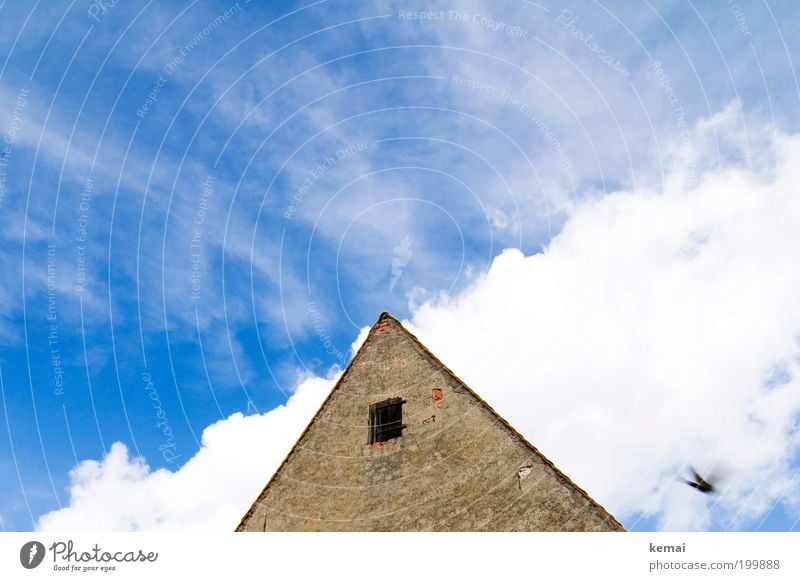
[237,314,624,532]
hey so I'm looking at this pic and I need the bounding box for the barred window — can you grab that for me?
[368,398,404,443]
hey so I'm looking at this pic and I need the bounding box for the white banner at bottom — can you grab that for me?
[1,532,797,580]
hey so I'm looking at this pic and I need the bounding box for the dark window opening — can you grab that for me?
[368,398,404,444]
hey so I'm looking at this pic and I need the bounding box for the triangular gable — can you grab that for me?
[236,312,624,531]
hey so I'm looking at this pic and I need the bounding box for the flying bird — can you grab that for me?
[683,467,716,494]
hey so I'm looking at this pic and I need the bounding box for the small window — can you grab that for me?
[368,398,404,444]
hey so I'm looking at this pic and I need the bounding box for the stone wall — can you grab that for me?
[237,313,624,531]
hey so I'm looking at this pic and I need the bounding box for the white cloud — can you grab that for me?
[404,115,800,530]
[36,374,334,531]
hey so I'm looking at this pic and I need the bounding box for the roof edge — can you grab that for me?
[236,310,625,531]
[235,311,390,531]
[383,312,626,531]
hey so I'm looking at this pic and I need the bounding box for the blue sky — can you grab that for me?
[1,0,800,532]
